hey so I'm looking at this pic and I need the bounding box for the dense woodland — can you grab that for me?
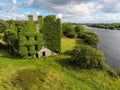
[87,23,120,30]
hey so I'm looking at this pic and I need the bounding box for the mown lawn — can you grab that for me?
[0,37,120,90]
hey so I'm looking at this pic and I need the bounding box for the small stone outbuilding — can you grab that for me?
[35,46,57,58]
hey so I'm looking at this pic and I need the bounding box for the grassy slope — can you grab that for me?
[0,38,120,90]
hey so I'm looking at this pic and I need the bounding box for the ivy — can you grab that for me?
[18,15,43,58]
[4,15,61,58]
[43,15,61,53]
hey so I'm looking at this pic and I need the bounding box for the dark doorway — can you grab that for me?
[42,52,45,56]
[35,53,39,58]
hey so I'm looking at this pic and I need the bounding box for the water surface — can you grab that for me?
[86,27,120,70]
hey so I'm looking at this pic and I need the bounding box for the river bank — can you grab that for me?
[86,26,120,70]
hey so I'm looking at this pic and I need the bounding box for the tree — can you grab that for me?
[77,30,100,48]
[0,20,7,33]
[70,45,106,69]
[75,24,85,34]
[4,29,18,53]
[62,22,76,38]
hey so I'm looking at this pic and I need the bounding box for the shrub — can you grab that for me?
[0,42,7,49]
[77,30,100,48]
[117,67,120,77]
[4,29,18,45]
[75,24,85,34]
[62,22,76,38]
[70,45,106,69]
[0,20,7,33]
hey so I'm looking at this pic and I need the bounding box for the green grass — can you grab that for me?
[0,37,120,90]
[61,37,76,53]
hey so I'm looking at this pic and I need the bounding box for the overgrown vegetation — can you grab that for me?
[69,45,106,69]
[0,40,119,89]
[0,15,61,58]
[0,18,120,89]
[62,22,76,38]
[62,24,117,78]
[43,15,61,53]
[77,30,100,48]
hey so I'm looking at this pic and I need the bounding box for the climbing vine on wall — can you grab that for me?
[4,14,61,58]
[43,15,61,53]
[18,15,43,58]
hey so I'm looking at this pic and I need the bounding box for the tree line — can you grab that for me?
[87,23,120,30]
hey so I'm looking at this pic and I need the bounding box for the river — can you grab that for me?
[86,26,120,70]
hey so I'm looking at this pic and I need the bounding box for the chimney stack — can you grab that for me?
[28,15,33,20]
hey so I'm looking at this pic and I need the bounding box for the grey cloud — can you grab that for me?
[100,0,120,13]
[0,3,7,10]
[29,0,93,11]
[45,0,92,5]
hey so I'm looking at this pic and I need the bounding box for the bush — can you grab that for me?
[77,30,100,48]
[117,67,120,77]
[0,42,7,49]
[62,22,76,38]
[4,29,18,45]
[75,24,85,34]
[70,45,106,69]
[0,20,7,33]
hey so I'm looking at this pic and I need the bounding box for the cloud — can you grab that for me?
[36,11,40,15]
[28,0,34,6]
[0,0,120,23]
[29,0,93,11]
[2,12,27,20]
[100,0,120,13]
[0,3,7,10]
[56,13,63,19]
[62,2,102,16]
[13,0,17,4]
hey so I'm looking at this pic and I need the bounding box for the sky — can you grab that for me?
[0,0,120,23]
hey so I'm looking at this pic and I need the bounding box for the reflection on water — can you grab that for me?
[86,26,120,70]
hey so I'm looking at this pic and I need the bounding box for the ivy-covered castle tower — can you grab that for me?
[18,15,61,58]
